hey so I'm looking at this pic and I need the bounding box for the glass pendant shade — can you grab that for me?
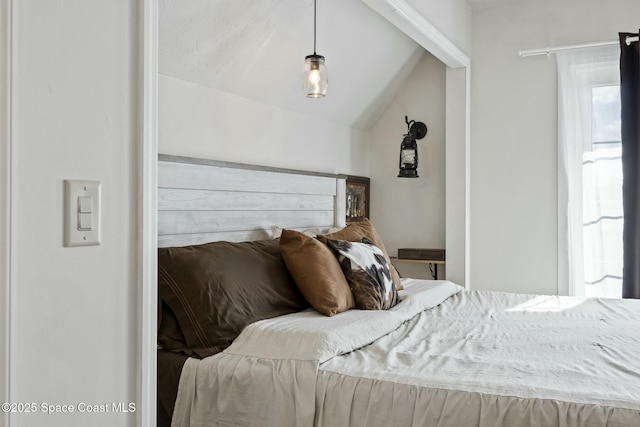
[303,54,328,98]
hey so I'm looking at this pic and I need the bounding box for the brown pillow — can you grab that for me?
[158,301,187,351]
[318,218,403,290]
[158,239,309,358]
[279,229,355,316]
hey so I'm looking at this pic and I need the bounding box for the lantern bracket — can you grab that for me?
[405,116,427,140]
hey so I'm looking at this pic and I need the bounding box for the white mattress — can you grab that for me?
[172,279,640,427]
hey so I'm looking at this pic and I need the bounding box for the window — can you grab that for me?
[557,45,621,298]
[583,86,623,298]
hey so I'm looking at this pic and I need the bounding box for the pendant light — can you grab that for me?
[303,0,328,98]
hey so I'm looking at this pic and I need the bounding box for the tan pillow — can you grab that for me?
[280,229,355,316]
[318,218,403,290]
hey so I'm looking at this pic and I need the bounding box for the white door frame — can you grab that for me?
[1,1,15,426]
[136,0,470,425]
[138,0,158,426]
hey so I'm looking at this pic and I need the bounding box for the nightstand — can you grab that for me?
[390,249,445,280]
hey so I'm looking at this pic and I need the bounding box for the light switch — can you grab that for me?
[64,180,101,247]
[78,196,93,214]
[78,212,93,231]
[78,196,93,230]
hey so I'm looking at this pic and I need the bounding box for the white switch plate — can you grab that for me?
[64,180,101,247]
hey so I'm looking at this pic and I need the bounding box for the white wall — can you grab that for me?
[406,0,472,56]
[361,0,470,69]
[159,75,370,176]
[471,0,640,294]
[11,1,138,426]
[368,52,446,280]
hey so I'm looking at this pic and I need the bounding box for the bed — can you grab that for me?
[157,155,640,427]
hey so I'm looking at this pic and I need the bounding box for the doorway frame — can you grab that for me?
[138,0,159,426]
[1,1,16,426]
[136,0,469,425]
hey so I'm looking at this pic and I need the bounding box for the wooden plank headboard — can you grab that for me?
[158,154,347,247]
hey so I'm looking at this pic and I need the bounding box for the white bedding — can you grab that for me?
[172,280,640,427]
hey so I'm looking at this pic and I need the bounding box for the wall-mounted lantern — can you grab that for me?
[398,116,427,178]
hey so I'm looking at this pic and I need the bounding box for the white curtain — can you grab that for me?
[557,45,622,297]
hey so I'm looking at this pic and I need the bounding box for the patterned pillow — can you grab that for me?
[326,237,398,310]
[317,218,404,290]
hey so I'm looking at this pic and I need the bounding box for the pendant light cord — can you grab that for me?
[313,0,317,55]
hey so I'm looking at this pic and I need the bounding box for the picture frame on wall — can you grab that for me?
[345,175,370,223]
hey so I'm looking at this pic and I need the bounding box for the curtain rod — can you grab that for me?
[519,35,639,58]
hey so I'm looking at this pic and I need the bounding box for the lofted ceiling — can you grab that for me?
[465,0,530,9]
[159,0,424,129]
